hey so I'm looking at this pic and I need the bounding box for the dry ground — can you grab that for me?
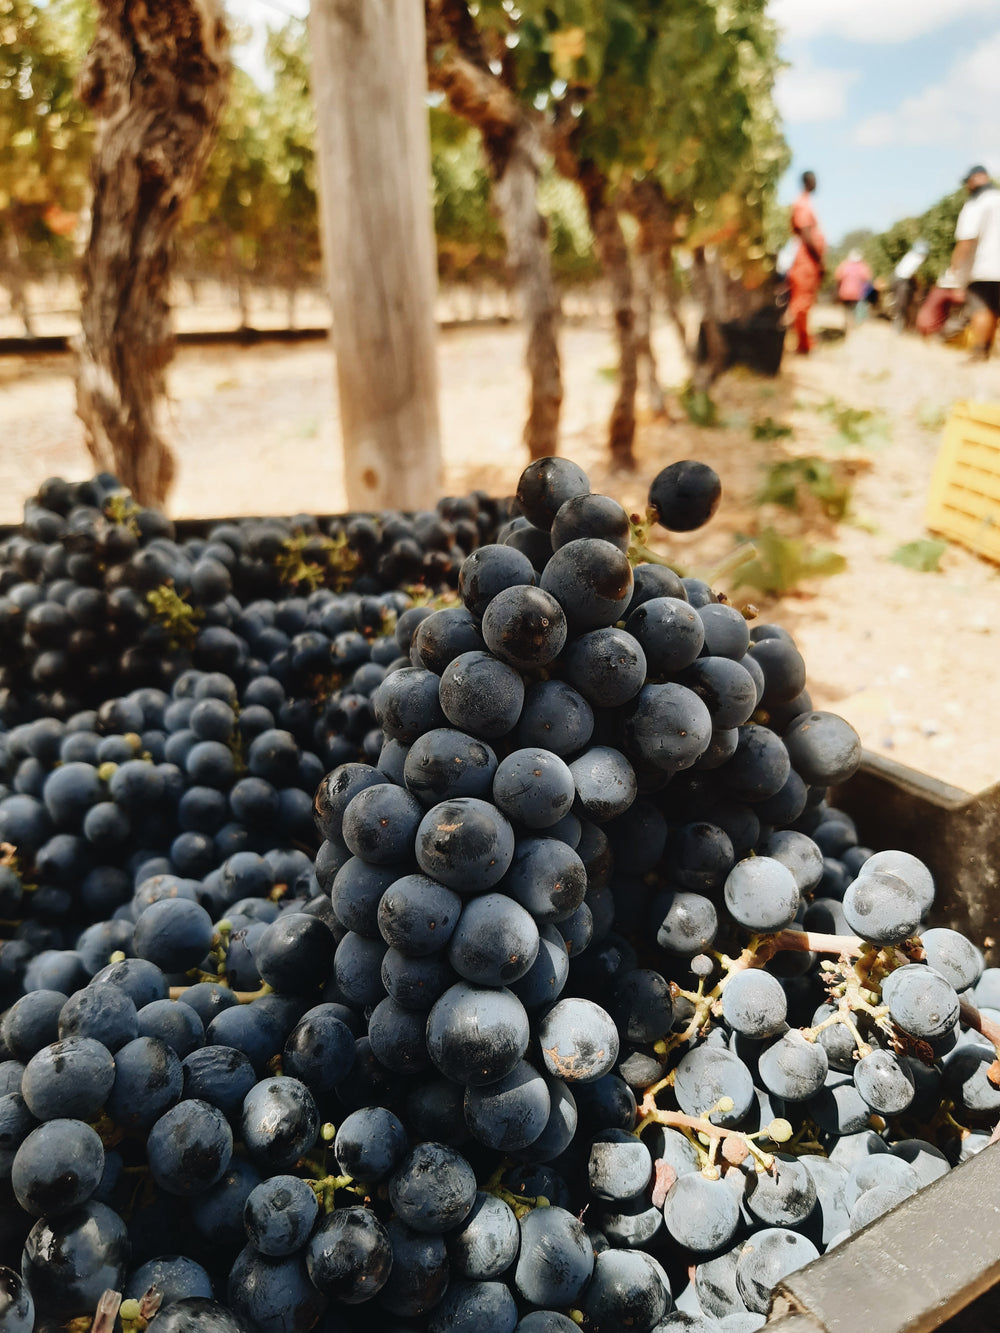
[1,311,998,793]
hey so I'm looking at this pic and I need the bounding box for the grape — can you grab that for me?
[881,964,960,1040]
[918,927,983,992]
[809,1071,877,1136]
[378,1218,450,1317]
[136,997,205,1057]
[624,683,713,776]
[427,982,530,1085]
[382,948,458,1012]
[724,724,791,801]
[758,1029,828,1102]
[609,969,674,1044]
[334,1105,408,1181]
[448,1191,519,1280]
[675,1045,755,1126]
[411,608,486,675]
[561,627,647,707]
[304,1205,392,1302]
[448,892,539,986]
[649,460,721,531]
[858,849,934,916]
[228,1247,327,1330]
[459,543,536,619]
[492,747,575,829]
[843,1153,919,1210]
[22,1201,130,1322]
[680,657,759,730]
[567,745,638,822]
[482,585,568,669]
[439,650,525,739]
[389,1141,477,1234]
[538,997,620,1082]
[427,1278,518,1333]
[843,870,922,945]
[626,597,706,678]
[724,857,800,933]
[540,538,634,632]
[0,1269,34,1333]
[508,923,571,1009]
[371,667,447,742]
[746,1152,817,1226]
[464,1058,550,1150]
[241,1076,318,1172]
[146,1299,247,1333]
[516,1315,583,1333]
[403,728,499,808]
[516,457,591,529]
[889,1138,950,1187]
[147,1098,233,1195]
[20,1035,115,1121]
[782,711,862,787]
[512,679,594,757]
[341,782,423,864]
[849,1180,915,1233]
[943,1045,1000,1114]
[378,874,463,956]
[657,1312,728,1331]
[761,830,824,894]
[746,636,807,707]
[654,890,719,957]
[721,969,788,1039]
[735,1229,819,1313]
[853,1048,915,1114]
[502,837,587,924]
[514,1205,594,1305]
[578,1248,671,1332]
[244,1173,319,1256]
[415,797,516,892]
[12,1118,105,1216]
[588,1126,653,1201]
[1,989,68,1062]
[698,603,751,661]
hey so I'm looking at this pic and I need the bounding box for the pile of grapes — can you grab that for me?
[1,458,998,1333]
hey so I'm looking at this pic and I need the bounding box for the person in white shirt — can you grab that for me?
[951,165,1000,359]
[892,240,927,332]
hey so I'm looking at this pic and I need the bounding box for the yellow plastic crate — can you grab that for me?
[926,399,1000,563]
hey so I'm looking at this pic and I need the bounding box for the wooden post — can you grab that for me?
[309,0,443,511]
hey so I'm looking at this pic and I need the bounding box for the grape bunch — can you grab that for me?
[0,457,997,1333]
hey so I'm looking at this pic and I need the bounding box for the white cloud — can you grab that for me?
[771,0,993,44]
[775,60,860,124]
[853,29,1000,171]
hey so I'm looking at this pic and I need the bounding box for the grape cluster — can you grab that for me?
[0,459,996,1333]
[0,473,506,720]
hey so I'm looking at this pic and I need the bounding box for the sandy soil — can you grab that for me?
[1,310,998,794]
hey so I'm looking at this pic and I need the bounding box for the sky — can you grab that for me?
[771,0,999,242]
[228,0,998,246]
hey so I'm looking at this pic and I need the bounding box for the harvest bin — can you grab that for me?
[6,503,997,1328]
[762,751,1000,1331]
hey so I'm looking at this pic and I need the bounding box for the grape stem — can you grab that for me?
[167,982,272,1003]
[89,1290,121,1333]
[636,1102,776,1173]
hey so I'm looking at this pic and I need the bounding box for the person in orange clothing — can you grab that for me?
[787,171,826,354]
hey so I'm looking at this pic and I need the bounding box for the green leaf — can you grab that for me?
[751,416,794,441]
[756,457,852,520]
[731,527,847,596]
[890,539,949,572]
[680,383,718,426]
